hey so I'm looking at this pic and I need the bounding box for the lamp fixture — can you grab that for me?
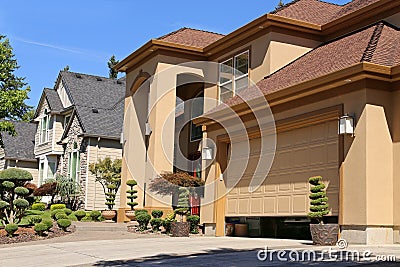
[202,146,213,160]
[339,114,355,136]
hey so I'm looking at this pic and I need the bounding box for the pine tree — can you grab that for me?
[0,35,31,144]
[275,0,285,10]
[107,55,119,79]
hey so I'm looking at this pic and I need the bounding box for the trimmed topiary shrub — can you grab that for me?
[31,203,46,211]
[151,210,163,219]
[90,210,102,221]
[13,199,29,209]
[68,213,78,221]
[74,210,86,221]
[50,204,66,211]
[136,213,151,231]
[57,219,71,231]
[14,186,29,196]
[41,219,53,231]
[308,176,329,224]
[5,223,18,237]
[55,213,68,220]
[150,218,162,232]
[175,187,190,222]
[61,208,72,215]
[28,215,42,225]
[51,209,66,220]
[135,209,148,217]
[126,179,138,211]
[187,215,200,234]
[34,223,48,236]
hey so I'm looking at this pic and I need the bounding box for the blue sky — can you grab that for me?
[0,0,349,107]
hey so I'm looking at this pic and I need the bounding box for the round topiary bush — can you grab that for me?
[68,213,78,221]
[74,210,86,221]
[41,219,53,231]
[55,213,68,220]
[0,168,32,181]
[31,203,46,211]
[5,224,18,237]
[187,215,200,234]
[50,204,66,211]
[0,200,9,209]
[13,199,29,209]
[57,219,71,231]
[29,215,42,225]
[136,213,151,231]
[2,181,15,189]
[51,209,66,219]
[90,210,102,221]
[149,218,163,232]
[62,208,72,215]
[151,210,163,219]
[34,223,48,236]
[135,209,148,217]
[14,186,29,196]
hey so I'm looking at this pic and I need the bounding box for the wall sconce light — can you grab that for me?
[202,146,213,160]
[339,114,355,136]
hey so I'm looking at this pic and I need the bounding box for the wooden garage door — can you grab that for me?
[226,120,339,217]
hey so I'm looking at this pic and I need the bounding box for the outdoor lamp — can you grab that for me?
[202,146,213,160]
[338,114,355,136]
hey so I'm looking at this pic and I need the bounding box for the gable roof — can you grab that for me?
[43,88,64,112]
[212,22,400,110]
[60,71,125,139]
[273,0,381,25]
[158,27,225,48]
[1,121,37,161]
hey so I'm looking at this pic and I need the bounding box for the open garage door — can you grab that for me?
[226,119,339,217]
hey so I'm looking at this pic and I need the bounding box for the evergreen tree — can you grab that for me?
[0,35,31,144]
[107,55,119,79]
[63,65,70,71]
[275,0,285,10]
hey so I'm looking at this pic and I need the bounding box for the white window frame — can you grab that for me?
[38,156,57,186]
[68,145,80,183]
[40,113,51,144]
[63,114,71,129]
[218,50,249,102]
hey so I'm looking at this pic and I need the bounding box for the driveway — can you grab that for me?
[0,222,399,266]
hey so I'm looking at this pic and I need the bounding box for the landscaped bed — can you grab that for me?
[0,223,75,245]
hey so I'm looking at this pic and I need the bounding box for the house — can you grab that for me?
[0,121,38,183]
[33,71,125,210]
[116,0,400,244]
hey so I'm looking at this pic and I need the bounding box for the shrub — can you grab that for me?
[41,219,53,231]
[150,218,163,232]
[126,180,138,211]
[28,215,42,225]
[90,210,102,221]
[187,215,200,234]
[51,209,66,219]
[0,168,32,181]
[34,223,48,236]
[135,209,148,217]
[162,215,176,234]
[13,199,29,209]
[50,204,66,211]
[308,176,329,224]
[74,210,86,221]
[31,203,46,211]
[151,210,163,219]
[62,208,72,215]
[57,219,71,231]
[5,224,18,237]
[55,213,68,220]
[68,213,78,221]
[25,209,44,216]
[14,186,29,196]
[136,213,151,231]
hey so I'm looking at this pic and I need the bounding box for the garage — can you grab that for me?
[224,117,340,238]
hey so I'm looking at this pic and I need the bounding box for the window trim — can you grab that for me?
[218,50,250,103]
[40,113,51,144]
[68,144,80,182]
[190,92,204,142]
[38,156,57,186]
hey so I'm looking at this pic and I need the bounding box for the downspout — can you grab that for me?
[85,137,90,210]
[94,137,101,210]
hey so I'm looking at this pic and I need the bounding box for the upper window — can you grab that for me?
[218,51,249,102]
[63,114,71,129]
[190,92,204,142]
[40,113,51,144]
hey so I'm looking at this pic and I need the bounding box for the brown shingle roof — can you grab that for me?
[158,27,224,48]
[273,0,381,25]
[215,22,399,110]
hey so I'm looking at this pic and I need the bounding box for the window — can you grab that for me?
[39,162,45,185]
[63,115,71,129]
[40,109,53,144]
[190,92,204,141]
[218,51,249,102]
[68,143,80,182]
[38,157,57,185]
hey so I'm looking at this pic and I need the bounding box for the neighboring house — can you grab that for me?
[0,121,38,183]
[116,0,400,245]
[33,71,125,210]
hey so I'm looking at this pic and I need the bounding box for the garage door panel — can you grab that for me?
[226,120,339,217]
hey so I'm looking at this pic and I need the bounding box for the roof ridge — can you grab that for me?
[158,27,224,40]
[61,71,121,82]
[360,22,384,63]
[271,0,342,14]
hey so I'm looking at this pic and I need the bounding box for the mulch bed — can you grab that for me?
[0,223,76,245]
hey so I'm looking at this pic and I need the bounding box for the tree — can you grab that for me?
[308,176,329,224]
[63,65,70,71]
[275,0,285,10]
[0,35,31,145]
[107,55,119,79]
[21,108,35,122]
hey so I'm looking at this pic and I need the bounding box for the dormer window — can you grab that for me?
[218,50,249,102]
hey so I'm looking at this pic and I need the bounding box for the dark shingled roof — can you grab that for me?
[212,22,400,111]
[1,122,37,161]
[60,71,125,139]
[44,88,64,112]
[158,27,225,48]
[273,0,381,25]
